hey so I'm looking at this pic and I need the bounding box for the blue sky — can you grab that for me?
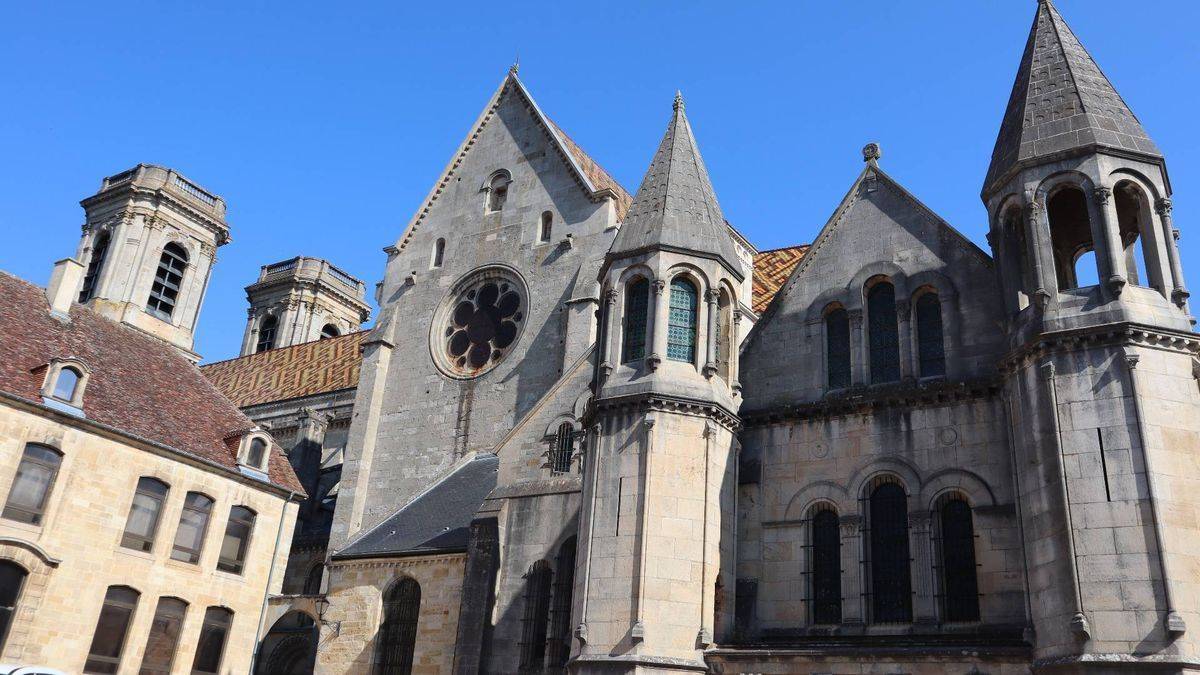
[2,1,1197,361]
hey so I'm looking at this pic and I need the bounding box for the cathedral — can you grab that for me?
[14,0,1199,673]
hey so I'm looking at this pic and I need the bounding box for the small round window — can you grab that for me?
[433,267,527,378]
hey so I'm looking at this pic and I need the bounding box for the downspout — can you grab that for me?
[1040,361,1090,641]
[1122,350,1186,636]
[632,416,656,641]
[250,491,296,674]
[697,421,713,647]
[575,422,603,647]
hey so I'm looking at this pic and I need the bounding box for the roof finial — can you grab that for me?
[862,142,882,166]
[509,55,519,76]
[673,90,684,112]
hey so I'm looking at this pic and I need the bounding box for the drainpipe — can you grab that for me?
[575,422,603,647]
[250,491,296,674]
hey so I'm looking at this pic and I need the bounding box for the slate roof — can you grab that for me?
[752,246,809,314]
[609,95,745,280]
[200,330,366,408]
[334,453,499,559]
[983,0,1161,194]
[0,271,303,494]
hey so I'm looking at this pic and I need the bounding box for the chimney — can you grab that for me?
[46,258,84,318]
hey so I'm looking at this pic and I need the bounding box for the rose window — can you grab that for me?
[435,269,527,377]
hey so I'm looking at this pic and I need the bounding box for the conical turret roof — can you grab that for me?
[609,93,743,280]
[983,0,1161,195]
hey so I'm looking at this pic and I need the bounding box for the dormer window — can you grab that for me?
[41,359,90,412]
[487,172,511,213]
[51,367,80,402]
[238,434,271,475]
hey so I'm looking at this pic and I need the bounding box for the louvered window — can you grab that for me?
[867,282,900,383]
[622,279,648,363]
[519,561,553,673]
[937,497,980,622]
[80,231,110,302]
[916,293,945,378]
[547,539,576,670]
[825,308,851,389]
[257,316,277,353]
[551,423,574,474]
[667,278,698,363]
[867,480,912,623]
[375,577,420,675]
[146,243,188,320]
[810,508,842,624]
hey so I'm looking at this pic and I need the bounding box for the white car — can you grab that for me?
[0,666,68,675]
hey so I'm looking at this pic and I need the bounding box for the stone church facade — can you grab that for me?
[194,2,1200,674]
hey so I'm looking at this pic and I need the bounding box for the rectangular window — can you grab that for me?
[121,478,169,552]
[190,608,233,675]
[171,493,213,564]
[138,597,187,675]
[2,444,62,526]
[621,280,649,363]
[85,586,140,674]
[217,507,255,574]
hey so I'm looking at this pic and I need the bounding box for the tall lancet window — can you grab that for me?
[375,577,420,675]
[915,292,945,378]
[809,506,842,625]
[547,538,576,668]
[80,231,110,302]
[146,243,189,320]
[867,281,900,383]
[825,306,851,389]
[937,496,980,622]
[622,279,649,363]
[667,278,698,363]
[868,479,912,623]
[519,560,553,673]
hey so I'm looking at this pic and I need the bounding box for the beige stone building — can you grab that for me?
[0,170,305,673]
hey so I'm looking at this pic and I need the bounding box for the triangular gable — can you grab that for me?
[391,70,631,255]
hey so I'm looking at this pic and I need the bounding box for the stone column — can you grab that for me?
[909,509,938,627]
[1024,200,1054,306]
[1156,198,1190,307]
[896,298,913,380]
[704,288,719,377]
[1091,185,1127,297]
[241,308,259,356]
[731,309,743,394]
[648,279,667,369]
[295,408,331,521]
[599,288,618,381]
[839,514,865,628]
[848,309,865,386]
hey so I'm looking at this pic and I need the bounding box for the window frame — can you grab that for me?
[79,230,111,302]
[256,315,278,353]
[431,238,446,269]
[0,560,28,653]
[666,276,699,364]
[170,492,214,565]
[216,505,256,575]
[486,171,511,213]
[914,290,946,379]
[808,505,842,625]
[146,242,189,321]
[189,606,233,675]
[866,279,901,384]
[865,477,913,624]
[538,211,553,244]
[823,305,851,390]
[935,494,981,623]
[2,443,63,527]
[375,577,420,675]
[240,435,270,472]
[518,560,553,673]
[120,477,170,553]
[621,278,650,364]
[138,596,189,675]
[40,358,91,409]
[85,585,140,674]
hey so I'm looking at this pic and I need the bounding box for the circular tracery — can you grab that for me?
[434,267,526,377]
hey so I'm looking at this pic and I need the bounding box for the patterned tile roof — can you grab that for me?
[547,119,633,221]
[752,245,809,314]
[0,271,303,494]
[201,330,367,409]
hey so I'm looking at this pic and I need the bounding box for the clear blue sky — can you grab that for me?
[2,1,1197,361]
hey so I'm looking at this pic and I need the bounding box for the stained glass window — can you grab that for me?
[622,279,648,363]
[869,481,912,623]
[667,278,698,363]
[916,293,945,378]
[825,308,851,389]
[810,508,841,624]
[443,277,524,376]
[376,578,420,675]
[867,282,900,383]
[938,498,980,622]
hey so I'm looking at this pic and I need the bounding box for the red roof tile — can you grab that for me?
[0,271,303,494]
[201,331,367,409]
[752,245,809,314]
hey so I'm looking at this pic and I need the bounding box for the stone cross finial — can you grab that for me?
[509,57,519,76]
[673,90,684,112]
[862,142,882,165]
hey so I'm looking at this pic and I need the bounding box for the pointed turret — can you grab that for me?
[609,92,744,281]
[983,0,1161,196]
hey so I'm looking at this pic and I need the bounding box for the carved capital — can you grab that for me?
[1155,197,1173,217]
[1024,200,1043,220]
[838,514,863,536]
[652,279,666,296]
[909,509,933,529]
[703,420,719,439]
[1039,361,1056,380]
[575,622,589,644]
[298,407,332,431]
[705,288,720,304]
[605,288,618,305]
[1172,288,1190,307]
[733,309,744,324]
[1124,352,1141,370]
[1091,185,1112,206]
[703,362,717,378]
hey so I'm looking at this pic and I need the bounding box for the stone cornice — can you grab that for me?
[328,552,466,568]
[741,378,1000,427]
[587,393,741,432]
[999,322,1200,374]
[83,184,230,244]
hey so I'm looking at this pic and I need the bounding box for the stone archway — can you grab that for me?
[257,611,318,675]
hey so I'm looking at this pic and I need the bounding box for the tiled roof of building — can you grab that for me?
[752,245,809,314]
[200,330,368,409]
[548,119,633,221]
[0,271,303,494]
[983,0,1160,193]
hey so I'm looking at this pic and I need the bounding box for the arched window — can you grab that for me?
[121,477,169,552]
[622,279,649,364]
[915,292,945,378]
[551,423,573,474]
[321,324,340,340]
[999,207,1032,311]
[138,596,188,675]
[190,607,233,675]
[547,538,576,668]
[85,585,140,674]
[0,561,27,651]
[80,231,110,302]
[539,212,553,243]
[488,173,509,212]
[867,281,900,384]
[257,316,277,353]
[2,443,62,526]
[937,496,980,622]
[519,560,553,673]
[217,506,256,574]
[146,243,188,320]
[50,366,81,403]
[1047,187,1096,289]
[825,307,851,389]
[868,480,912,623]
[303,564,324,595]
[1114,181,1163,292]
[431,238,445,269]
[810,507,841,625]
[375,577,420,675]
[667,278,699,363]
[170,492,213,564]
[244,437,269,470]
[716,289,733,381]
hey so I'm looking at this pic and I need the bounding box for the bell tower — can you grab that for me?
[75,164,230,360]
[573,93,744,673]
[239,257,370,355]
[983,1,1200,671]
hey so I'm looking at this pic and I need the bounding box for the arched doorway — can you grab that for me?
[257,611,318,675]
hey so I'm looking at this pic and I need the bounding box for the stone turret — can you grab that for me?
[239,256,370,355]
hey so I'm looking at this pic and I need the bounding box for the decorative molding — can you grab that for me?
[741,378,998,427]
[1091,185,1112,206]
[998,323,1200,375]
[1155,197,1173,217]
[588,393,741,433]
